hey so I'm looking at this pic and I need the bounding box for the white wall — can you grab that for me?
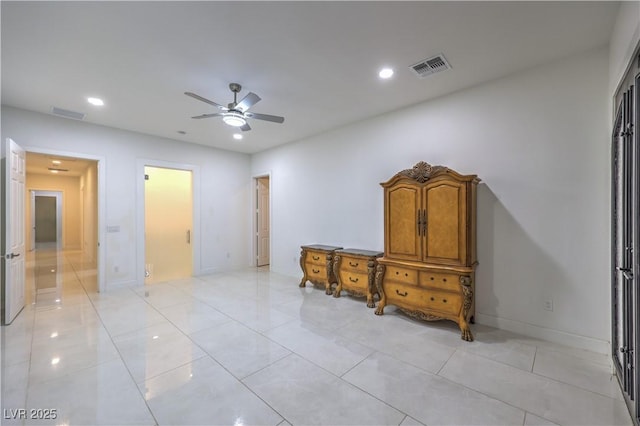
[609,1,640,97]
[1,107,252,287]
[252,46,611,352]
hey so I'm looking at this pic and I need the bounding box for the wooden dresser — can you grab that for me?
[332,248,384,307]
[374,162,479,341]
[299,245,343,294]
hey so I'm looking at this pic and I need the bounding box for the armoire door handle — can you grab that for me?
[422,209,427,236]
[617,267,634,280]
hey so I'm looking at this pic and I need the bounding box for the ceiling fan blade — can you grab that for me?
[184,92,227,110]
[240,122,252,132]
[245,112,285,124]
[235,92,261,112]
[191,113,224,119]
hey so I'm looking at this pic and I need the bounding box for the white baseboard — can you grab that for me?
[475,313,610,355]
[197,267,218,276]
[105,279,138,290]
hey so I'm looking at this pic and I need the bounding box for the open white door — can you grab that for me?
[3,138,26,324]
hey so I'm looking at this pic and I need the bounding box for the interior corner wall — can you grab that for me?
[609,1,640,98]
[1,107,252,287]
[252,46,610,352]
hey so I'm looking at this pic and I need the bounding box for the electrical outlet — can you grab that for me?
[544,299,553,312]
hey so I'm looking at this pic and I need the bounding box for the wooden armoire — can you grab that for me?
[374,161,479,341]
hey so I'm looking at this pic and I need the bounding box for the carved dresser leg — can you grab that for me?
[459,276,474,341]
[325,253,335,295]
[374,264,386,316]
[299,248,307,287]
[366,259,376,308]
[332,255,342,298]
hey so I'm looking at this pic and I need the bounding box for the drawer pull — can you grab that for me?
[312,268,320,273]
[430,277,434,281]
[396,289,408,297]
[312,255,320,261]
[442,299,447,303]
[430,297,435,301]
[349,261,359,267]
[443,278,447,282]
[349,277,359,283]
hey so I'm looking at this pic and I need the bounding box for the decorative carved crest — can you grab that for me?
[398,161,447,183]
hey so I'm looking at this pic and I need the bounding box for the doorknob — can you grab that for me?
[4,253,20,260]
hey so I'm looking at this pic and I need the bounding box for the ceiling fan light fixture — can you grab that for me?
[222,111,246,127]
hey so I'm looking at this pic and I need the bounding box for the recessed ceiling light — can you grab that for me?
[233,133,243,140]
[379,68,394,79]
[87,97,104,106]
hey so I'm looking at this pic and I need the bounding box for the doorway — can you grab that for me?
[612,46,640,424]
[31,191,62,250]
[255,176,270,267]
[24,150,104,293]
[144,166,193,284]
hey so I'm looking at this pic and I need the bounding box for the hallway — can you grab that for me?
[0,249,633,425]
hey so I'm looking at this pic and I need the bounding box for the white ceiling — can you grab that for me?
[25,152,96,177]
[2,1,620,154]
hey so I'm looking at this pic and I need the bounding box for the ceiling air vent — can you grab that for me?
[410,54,451,78]
[50,106,86,121]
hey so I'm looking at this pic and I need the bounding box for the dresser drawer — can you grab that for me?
[305,251,327,266]
[385,282,461,317]
[340,257,369,273]
[424,290,462,316]
[419,271,463,292]
[338,270,368,292]
[305,262,327,280]
[384,265,417,284]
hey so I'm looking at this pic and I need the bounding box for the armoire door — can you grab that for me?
[612,68,639,424]
[385,183,422,262]
[424,179,467,266]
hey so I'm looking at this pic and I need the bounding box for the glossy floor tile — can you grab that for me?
[0,248,633,425]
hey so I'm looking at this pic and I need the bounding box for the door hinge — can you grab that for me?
[621,123,634,137]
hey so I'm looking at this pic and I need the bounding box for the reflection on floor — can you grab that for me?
[0,249,633,425]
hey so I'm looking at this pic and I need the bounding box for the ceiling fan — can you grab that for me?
[185,83,284,132]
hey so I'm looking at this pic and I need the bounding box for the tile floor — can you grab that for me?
[0,249,633,425]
